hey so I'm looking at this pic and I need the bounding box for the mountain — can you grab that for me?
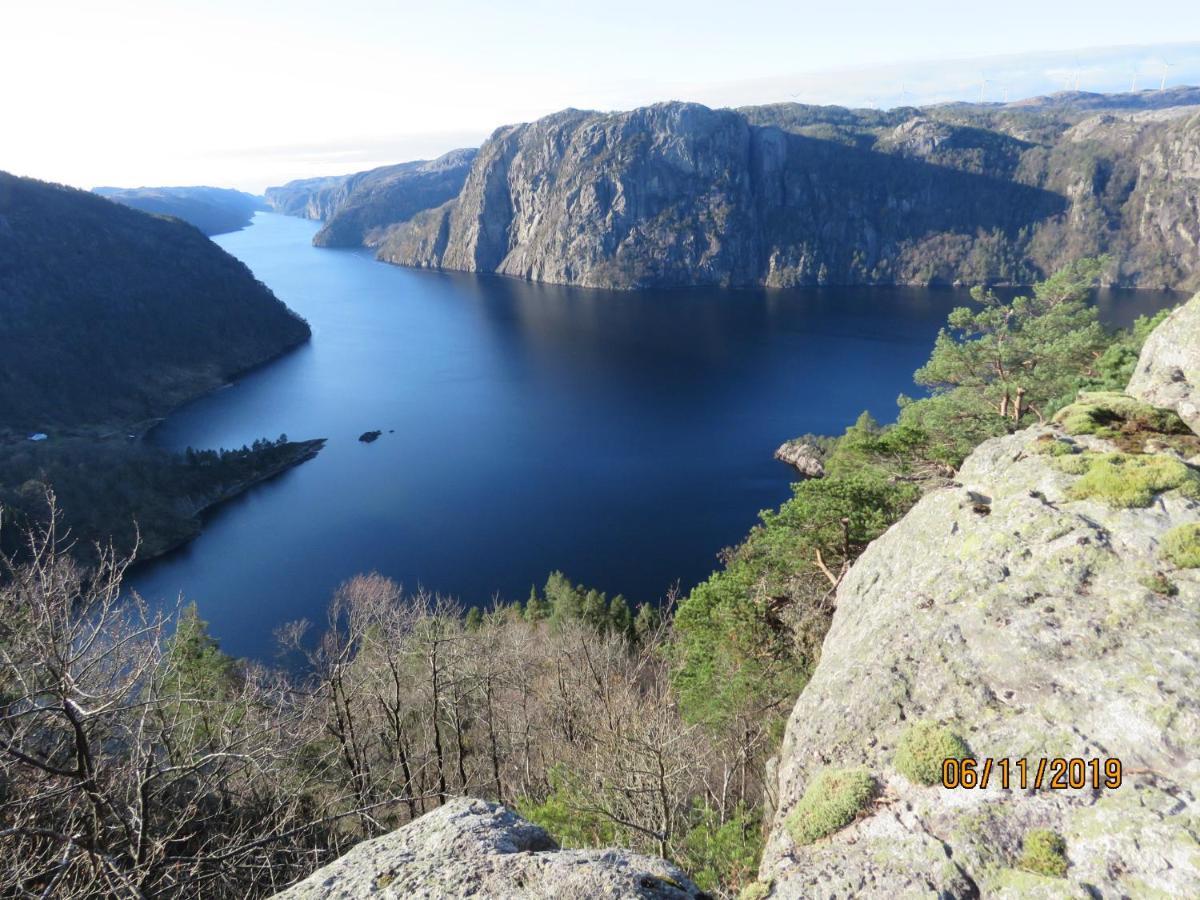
[1,172,309,432]
[264,148,477,248]
[372,91,1200,291]
[0,172,318,560]
[92,184,265,235]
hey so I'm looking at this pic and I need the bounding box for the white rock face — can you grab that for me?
[272,798,707,899]
[757,412,1200,898]
[1128,292,1200,433]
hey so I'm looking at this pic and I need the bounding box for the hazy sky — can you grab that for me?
[2,1,1198,191]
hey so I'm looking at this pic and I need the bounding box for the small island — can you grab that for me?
[358,430,383,443]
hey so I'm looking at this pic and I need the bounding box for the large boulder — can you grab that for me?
[757,403,1200,897]
[272,798,708,899]
[1128,292,1200,433]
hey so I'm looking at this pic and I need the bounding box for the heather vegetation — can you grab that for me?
[0,259,1181,898]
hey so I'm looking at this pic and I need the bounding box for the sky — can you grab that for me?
[2,1,1199,192]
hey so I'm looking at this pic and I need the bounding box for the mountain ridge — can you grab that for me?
[268,88,1200,292]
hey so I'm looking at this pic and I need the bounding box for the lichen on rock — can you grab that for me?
[272,798,708,899]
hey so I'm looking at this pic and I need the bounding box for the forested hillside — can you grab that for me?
[1,173,309,432]
[0,172,320,560]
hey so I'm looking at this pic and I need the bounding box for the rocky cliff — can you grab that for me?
[752,294,1200,898]
[374,92,1200,290]
[264,148,476,248]
[272,798,707,899]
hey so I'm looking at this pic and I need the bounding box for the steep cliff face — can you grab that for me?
[379,102,1064,289]
[376,95,1200,290]
[264,148,476,248]
[271,798,707,899]
[755,296,1200,898]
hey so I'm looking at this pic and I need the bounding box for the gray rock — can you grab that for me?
[774,441,825,478]
[1128,291,1200,433]
[757,414,1200,898]
[272,798,708,899]
[375,95,1200,291]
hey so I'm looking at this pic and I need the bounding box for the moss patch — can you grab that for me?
[1162,523,1200,569]
[894,721,972,785]
[738,880,773,900]
[785,767,878,845]
[1018,828,1068,878]
[1061,452,1200,507]
[1055,391,1189,438]
[1033,434,1077,457]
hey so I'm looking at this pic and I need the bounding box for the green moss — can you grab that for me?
[1054,391,1189,437]
[738,881,773,900]
[1162,523,1200,569]
[1139,572,1179,595]
[1033,435,1077,457]
[894,721,972,785]
[1018,828,1068,878]
[785,767,878,845]
[1051,453,1093,475]
[1064,452,1200,507]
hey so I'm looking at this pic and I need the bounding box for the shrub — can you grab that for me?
[1018,828,1068,878]
[1064,453,1200,508]
[785,767,877,845]
[894,721,971,785]
[1161,523,1200,569]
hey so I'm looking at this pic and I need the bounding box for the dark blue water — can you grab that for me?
[126,212,1179,659]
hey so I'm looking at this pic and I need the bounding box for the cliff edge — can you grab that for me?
[755,295,1200,898]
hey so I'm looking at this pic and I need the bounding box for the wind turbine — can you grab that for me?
[1160,60,1173,91]
[1130,67,1139,92]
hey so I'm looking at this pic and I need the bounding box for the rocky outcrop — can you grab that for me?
[264,149,476,248]
[1129,291,1200,432]
[774,441,825,478]
[756,300,1200,897]
[373,94,1200,291]
[272,798,707,899]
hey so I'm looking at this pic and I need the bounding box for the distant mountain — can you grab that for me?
[372,89,1200,291]
[264,148,477,248]
[92,184,265,235]
[0,172,309,432]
